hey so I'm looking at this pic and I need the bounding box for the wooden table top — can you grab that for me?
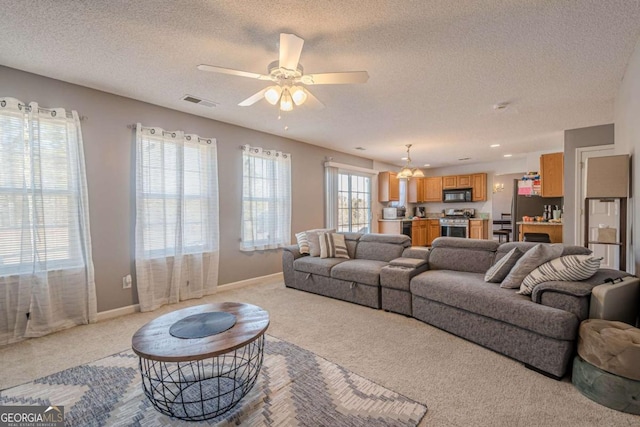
[131,302,269,362]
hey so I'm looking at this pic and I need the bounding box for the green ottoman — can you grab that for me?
[572,319,640,414]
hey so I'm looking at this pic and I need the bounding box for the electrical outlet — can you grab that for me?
[122,274,132,289]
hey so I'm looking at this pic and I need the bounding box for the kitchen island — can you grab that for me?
[516,222,563,243]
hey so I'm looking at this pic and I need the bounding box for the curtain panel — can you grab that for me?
[134,124,219,312]
[240,145,291,251]
[0,97,96,345]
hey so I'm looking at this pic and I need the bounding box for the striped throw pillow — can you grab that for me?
[518,255,602,296]
[319,233,349,259]
[295,231,310,255]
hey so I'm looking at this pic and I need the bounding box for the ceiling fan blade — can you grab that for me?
[197,64,271,80]
[279,33,304,71]
[238,88,269,106]
[303,89,325,110]
[300,71,369,85]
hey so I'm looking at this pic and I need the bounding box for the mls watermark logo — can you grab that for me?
[0,405,64,427]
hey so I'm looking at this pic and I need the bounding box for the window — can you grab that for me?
[324,161,376,232]
[0,103,85,275]
[337,173,371,233]
[241,145,291,251]
[136,127,218,259]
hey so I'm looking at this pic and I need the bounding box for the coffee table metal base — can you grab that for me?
[138,334,265,421]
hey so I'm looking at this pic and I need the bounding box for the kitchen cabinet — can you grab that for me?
[407,178,424,203]
[378,171,399,202]
[442,174,472,190]
[427,219,441,246]
[423,177,443,202]
[378,220,401,234]
[411,219,427,246]
[471,173,487,202]
[540,153,564,197]
[469,219,489,240]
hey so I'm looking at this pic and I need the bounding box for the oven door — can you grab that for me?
[441,224,469,238]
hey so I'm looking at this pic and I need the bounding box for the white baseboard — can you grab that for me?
[217,272,283,291]
[96,304,140,322]
[96,272,283,322]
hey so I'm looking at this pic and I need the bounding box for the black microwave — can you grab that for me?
[443,188,472,203]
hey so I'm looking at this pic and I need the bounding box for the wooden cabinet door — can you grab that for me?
[472,173,487,201]
[427,219,441,246]
[469,219,488,239]
[378,171,400,202]
[423,177,443,202]
[442,175,458,189]
[407,178,424,203]
[457,175,471,188]
[540,153,564,197]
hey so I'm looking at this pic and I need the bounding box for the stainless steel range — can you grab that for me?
[440,208,475,238]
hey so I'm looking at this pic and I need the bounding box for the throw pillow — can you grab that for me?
[295,231,310,255]
[304,228,336,257]
[319,233,349,259]
[518,255,603,295]
[500,244,563,289]
[484,247,523,283]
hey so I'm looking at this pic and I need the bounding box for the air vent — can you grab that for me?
[182,94,218,108]
[355,147,366,151]
[458,157,471,161]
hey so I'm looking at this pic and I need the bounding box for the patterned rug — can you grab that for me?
[0,336,427,426]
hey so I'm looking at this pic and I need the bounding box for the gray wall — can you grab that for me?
[563,124,614,245]
[0,65,373,312]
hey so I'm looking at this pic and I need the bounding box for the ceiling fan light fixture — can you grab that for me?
[280,88,294,111]
[291,86,307,106]
[264,86,282,105]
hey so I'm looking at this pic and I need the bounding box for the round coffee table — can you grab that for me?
[131,302,269,421]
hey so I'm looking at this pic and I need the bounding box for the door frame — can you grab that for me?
[574,145,615,245]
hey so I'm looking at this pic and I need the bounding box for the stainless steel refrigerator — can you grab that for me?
[511,179,562,241]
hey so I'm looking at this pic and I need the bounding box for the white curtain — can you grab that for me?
[0,97,96,346]
[240,145,291,251]
[324,164,339,229]
[135,124,219,312]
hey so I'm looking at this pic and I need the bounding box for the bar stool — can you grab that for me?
[493,213,512,243]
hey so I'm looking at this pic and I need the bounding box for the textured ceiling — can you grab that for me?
[2,1,640,168]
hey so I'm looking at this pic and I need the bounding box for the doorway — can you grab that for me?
[491,173,523,241]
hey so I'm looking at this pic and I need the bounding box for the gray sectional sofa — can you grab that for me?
[283,234,628,378]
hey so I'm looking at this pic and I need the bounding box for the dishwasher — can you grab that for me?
[401,220,413,238]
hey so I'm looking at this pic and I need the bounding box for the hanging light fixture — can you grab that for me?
[397,144,424,179]
[290,86,307,106]
[280,88,294,112]
[264,86,282,105]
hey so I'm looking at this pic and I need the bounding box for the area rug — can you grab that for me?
[0,336,427,426]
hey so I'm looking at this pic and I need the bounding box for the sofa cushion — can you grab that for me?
[331,259,388,286]
[410,270,579,340]
[390,257,428,268]
[319,233,349,259]
[519,255,602,295]
[355,234,410,262]
[500,244,563,289]
[293,256,347,277]
[484,247,523,283]
[496,242,591,263]
[428,237,499,273]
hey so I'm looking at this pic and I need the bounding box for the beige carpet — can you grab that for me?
[1,279,638,426]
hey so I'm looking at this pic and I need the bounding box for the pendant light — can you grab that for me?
[264,86,282,105]
[397,144,424,179]
[280,88,294,112]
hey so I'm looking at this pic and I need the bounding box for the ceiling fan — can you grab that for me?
[197,33,369,111]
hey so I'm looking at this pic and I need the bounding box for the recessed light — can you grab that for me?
[401,156,408,160]
[423,164,430,167]
[503,154,512,158]
[490,144,500,148]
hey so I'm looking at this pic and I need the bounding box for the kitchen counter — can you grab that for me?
[516,222,563,243]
